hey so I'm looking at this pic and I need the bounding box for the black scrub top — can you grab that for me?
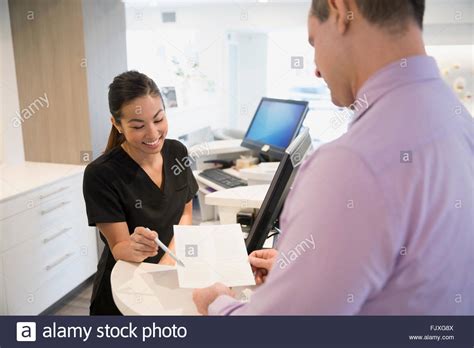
[83,139,198,315]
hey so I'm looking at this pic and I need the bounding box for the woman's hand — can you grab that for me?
[158,236,177,265]
[248,248,278,285]
[128,226,159,262]
[97,222,159,263]
[158,253,176,266]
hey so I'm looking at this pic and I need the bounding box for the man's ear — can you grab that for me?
[328,0,351,35]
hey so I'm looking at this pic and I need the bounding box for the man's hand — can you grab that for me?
[249,248,278,285]
[192,283,235,315]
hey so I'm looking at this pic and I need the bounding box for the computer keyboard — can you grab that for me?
[198,168,248,189]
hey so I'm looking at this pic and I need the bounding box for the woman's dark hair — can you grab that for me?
[105,70,164,153]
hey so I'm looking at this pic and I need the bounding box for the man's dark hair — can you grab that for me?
[310,0,425,31]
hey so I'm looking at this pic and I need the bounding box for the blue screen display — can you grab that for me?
[244,100,306,149]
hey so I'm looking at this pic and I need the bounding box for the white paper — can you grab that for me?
[174,224,256,288]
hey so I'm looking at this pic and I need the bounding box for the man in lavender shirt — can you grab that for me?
[193,0,473,315]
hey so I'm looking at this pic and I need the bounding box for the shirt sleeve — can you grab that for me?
[82,164,126,226]
[209,145,396,315]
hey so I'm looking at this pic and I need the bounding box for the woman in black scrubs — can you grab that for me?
[83,71,198,315]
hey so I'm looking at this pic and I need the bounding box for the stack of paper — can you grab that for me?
[174,224,256,288]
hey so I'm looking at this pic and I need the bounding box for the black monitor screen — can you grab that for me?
[242,98,308,159]
[245,128,312,253]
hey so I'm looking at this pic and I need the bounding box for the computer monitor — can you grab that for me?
[245,127,312,253]
[241,98,309,161]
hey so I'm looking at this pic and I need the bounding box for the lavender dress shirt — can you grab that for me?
[209,55,473,315]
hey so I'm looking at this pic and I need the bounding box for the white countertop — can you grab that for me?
[189,139,248,157]
[0,161,86,202]
[111,260,254,315]
[111,261,199,315]
[205,184,269,208]
[239,162,279,182]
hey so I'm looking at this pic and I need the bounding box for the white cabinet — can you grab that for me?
[0,162,98,314]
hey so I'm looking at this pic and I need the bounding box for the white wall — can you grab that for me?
[0,0,24,165]
[424,0,474,45]
[2,0,471,161]
[82,0,128,159]
[125,2,311,138]
[125,0,473,142]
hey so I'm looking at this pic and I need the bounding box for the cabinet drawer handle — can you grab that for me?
[45,252,74,271]
[42,227,72,244]
[40,201,71,215]
[39,186,69,200]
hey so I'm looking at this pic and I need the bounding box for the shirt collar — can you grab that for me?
[349,55,441,127]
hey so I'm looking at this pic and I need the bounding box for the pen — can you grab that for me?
[146,228,185,267]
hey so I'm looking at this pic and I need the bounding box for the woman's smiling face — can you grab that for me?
[114,94,168,155]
